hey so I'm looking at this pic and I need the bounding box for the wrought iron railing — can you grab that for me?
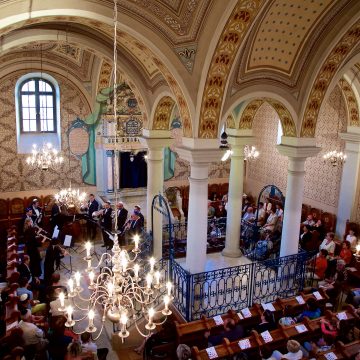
[170,250,316,321]
[162,217,227,257]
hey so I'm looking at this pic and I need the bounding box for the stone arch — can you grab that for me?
[338,77,360,127]
[226,114,236,129]
[152,96,176,131]
[238,98,297,136]
[300,21,360,137]
[197,0,263,139]
[0,9,194,137]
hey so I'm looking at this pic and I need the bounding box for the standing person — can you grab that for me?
[134,205,144,228]
[116,202,128,232]
[101,201,113,250]
[21,207,34,234]
[50,201,63,231]
[86,194,99,240]
[31,199,44,227]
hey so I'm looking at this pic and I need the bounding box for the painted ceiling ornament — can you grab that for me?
[198,0,264,139]
[338,77,360,127]
[175,45,197,73]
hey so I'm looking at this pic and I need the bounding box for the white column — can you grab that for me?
[277,140,320,257]
[222,131,254,257]
[336,130,360,237]
[106,150,114,193]
[176,141,224,273]
[95,147,107,193]
[186,163,209,273]
[114,150,120,190]
[140,130,172,260]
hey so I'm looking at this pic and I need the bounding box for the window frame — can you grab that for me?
[18,77,57,134]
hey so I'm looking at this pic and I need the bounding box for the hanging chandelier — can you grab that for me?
[26,143,64,170]
[54,186,87,209]
[323,150,347,167]
[57,235,172,340]
[55,0,172,341]
[244,145,259,161]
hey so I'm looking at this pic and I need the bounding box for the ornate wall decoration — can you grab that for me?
[97,60,112,94]
[0,71,90,192]
[226,114,236,129]
[338,77,360,127]
[198,0,264,139]
[238,100,264,130]
[53,44,82,65]
[175,45,197,73]
[247,87,346,212]
[301,21,360,137]
[265,98,297,136]
[152,96,176,130]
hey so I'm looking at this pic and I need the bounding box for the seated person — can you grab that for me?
[65,341,94,360]
[254,309,276,333]
[319,232,336,258]
[208,222,221,245]
[319,259,348,302]
[205,318,244,346]
[176,344,192,360]
[80,332,108,360]
[18,308,48,353]
[262,208,278,232]
[46,273,68,303]
[300,225,312,250]
[302,214,315,227]
[255,202,266,226]
[247,234,273,260]
[18,293,47,316]
[296,297,321,322]
[278,305,296,327]
[207,201,215,218]
[345,228,357,251]
[215,203,227,218]
[243,207,255,223]
[337,240,353,265]
[272,339,303,360]
[311,219,325,239]
[306,249,328,280]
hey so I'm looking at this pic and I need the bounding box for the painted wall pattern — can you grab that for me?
[0,71,90,192]
[247,87,346,212]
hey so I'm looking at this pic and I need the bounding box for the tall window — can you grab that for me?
[19,78,56,133]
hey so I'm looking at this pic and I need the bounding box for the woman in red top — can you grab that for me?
[338,240,352,265]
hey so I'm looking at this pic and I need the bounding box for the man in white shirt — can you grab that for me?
[18,309,47,348]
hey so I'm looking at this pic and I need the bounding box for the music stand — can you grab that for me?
[58,234,73,274]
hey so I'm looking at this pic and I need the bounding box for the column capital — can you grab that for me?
[276,144,320,159]
[176,146,225,164]
[140,129,172,149]
[340,131,360,153]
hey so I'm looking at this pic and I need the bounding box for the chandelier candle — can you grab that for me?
[145,308,156,330]
[87,309,97,333]
[58,292,65,311]
[68,278,75,296]
[66,306,75,327]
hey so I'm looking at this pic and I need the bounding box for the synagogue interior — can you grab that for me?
[1,1,360,359]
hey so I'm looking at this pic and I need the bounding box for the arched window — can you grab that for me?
[15,73,61,154]
[19,78,56,133]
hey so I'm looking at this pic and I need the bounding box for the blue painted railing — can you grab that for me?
[170,250,315,321]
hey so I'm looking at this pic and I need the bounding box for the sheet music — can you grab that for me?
[336,312,347,320]
[63,235,72,247]
[241,307,252,318]
[313,291,323,300]
[262,302,276,311]
[205,346,218,359]
[238,338,251,349]
[212,315,224,325]
[295,295,305,304]
[324,352,337,360]
[237,312,243,320]
[260,330,273,343]
[52,228,60,239]
[295,324,308,333]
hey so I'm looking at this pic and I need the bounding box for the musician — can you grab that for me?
[43,237,66,286]
[31,199,44,226]
[50,200,63,230]
[123,212,142,245]
[23,218,42,281]
[134,205,144,228]
[100,201,113,250]
[87,194,99,239]
[116,202,128,232]
[21,207,34,233]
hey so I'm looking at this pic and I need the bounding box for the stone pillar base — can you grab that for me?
[222,247,242,258]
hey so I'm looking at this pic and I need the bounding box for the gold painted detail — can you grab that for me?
[339,78,360,127]
[239,100,264,130]
[301,21,360,137]
[198,0,264,139]
[153,96,175,130]
[226,114,236,129]
[97,60,112,94]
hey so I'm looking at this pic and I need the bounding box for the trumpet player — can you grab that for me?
[86,193,99,239]
[100,201,113,250]
[31,199,44,227]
